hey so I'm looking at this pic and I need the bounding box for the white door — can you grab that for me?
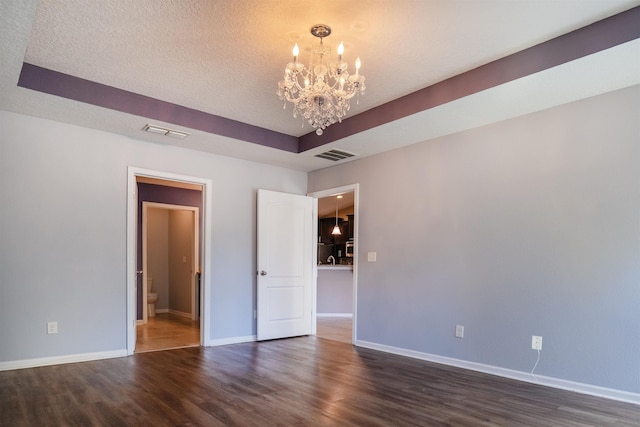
[257,189,316,341]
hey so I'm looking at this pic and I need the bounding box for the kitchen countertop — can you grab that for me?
[317,265,353,271]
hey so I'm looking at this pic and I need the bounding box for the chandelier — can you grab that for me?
[277,24,366,135]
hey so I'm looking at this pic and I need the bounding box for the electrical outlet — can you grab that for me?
[455,325,464,338]
[47,322,58,335]
[532,335,542,350]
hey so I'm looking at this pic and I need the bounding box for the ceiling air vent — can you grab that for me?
[142,124,189,139]
[315,149,357,162]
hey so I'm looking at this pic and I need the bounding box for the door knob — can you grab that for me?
[260,270,267,276]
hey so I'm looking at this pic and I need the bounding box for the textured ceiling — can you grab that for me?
[1,1,639,171]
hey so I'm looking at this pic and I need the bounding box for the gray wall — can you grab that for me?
[1,86,638,395]
[317,269,353,314]
[168,210,193,315]
[0,110,306,362]
[147,208,170,311]
[308,85,640,394]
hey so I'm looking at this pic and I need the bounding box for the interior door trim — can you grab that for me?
[126,167,213,354]
[308,183,359,344]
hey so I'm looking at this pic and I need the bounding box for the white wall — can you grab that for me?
[0,111,306,363]
[308,85,640,397]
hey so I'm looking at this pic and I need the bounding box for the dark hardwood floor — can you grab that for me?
[1,336,638,426]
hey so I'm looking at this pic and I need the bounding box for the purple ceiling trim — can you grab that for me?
[17,63,299,153]
[15,7,639,155]
[298,6,640,152]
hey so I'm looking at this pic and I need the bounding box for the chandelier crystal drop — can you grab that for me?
[277,24,366,135]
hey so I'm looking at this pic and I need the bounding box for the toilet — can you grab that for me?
[147,277,158,317]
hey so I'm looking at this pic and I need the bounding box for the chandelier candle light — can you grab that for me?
[278,24,366,135]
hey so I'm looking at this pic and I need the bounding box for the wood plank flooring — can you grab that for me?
[316,317,352,344]
[135,312,200,353]
[2,336,638,426]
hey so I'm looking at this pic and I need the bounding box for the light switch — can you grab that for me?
[367,252,377,262]
[47,322,58,334]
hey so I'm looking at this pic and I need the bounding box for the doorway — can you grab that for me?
[137,202,200,352]
[126,167,213,355]
[309,184,359,344]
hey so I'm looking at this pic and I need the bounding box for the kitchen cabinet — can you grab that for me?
[318,216,354,263]
[318,218,336,244]
[346,215,354,238]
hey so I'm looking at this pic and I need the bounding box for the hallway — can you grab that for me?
[136,313,200,353]
[316,317,352,344]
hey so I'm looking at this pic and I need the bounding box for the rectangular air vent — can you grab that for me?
[315,149,357,162]
[142,124,189,139]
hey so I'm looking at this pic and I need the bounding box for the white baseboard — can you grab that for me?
[317,313,353,318]
[0,349,128,372]
[136,320,144,325]
[355,340,640,406]
[155,308,169,314]
[208,335,256,347]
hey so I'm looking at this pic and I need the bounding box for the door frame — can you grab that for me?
[308,183,359,344]
[142,202,200,324]
[126,167,213,354]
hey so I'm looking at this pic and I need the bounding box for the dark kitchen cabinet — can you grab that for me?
[319,217,353,244]
[318,218,337,244]
[346,215,354,239]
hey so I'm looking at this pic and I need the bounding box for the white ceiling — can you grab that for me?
[1,0,639,171]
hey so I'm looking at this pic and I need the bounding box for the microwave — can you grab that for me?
[345,240,354,257]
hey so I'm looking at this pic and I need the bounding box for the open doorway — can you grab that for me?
[137,202,200,352]
[126,167,213,355]
[309,184,359,345]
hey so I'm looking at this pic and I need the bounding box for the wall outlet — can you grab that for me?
[47,321,58,335]
[532,335,542,350]
[367,252,377,262]
[455,325,464,338]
